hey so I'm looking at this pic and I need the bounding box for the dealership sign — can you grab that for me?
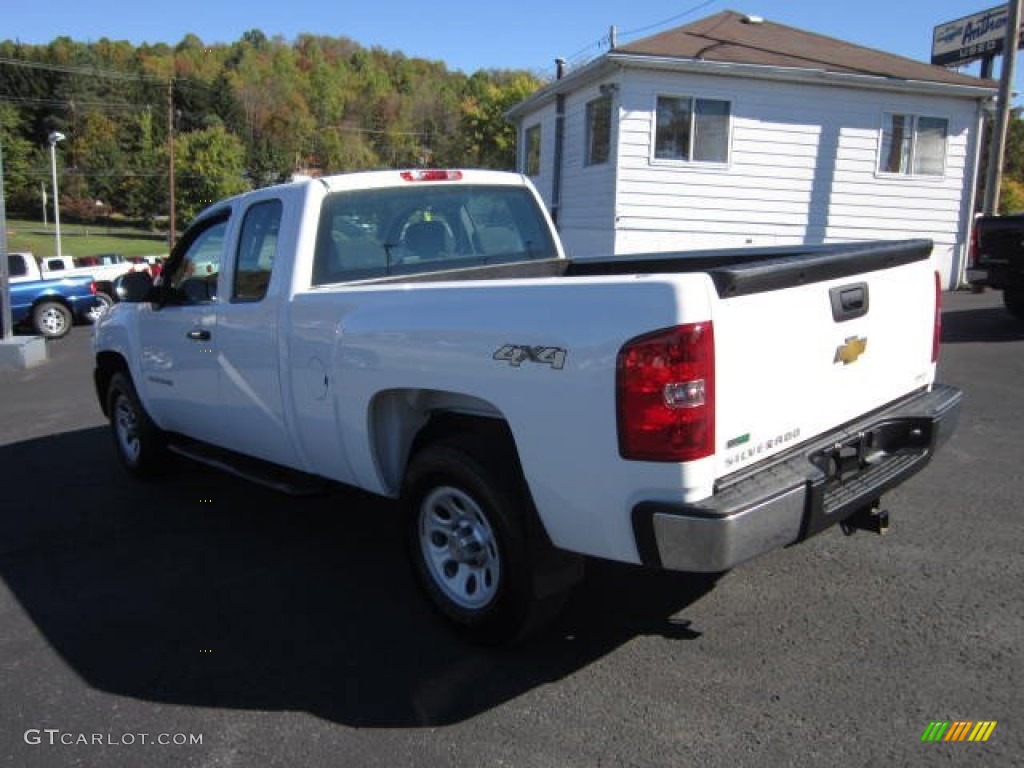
[932,5,1024,66]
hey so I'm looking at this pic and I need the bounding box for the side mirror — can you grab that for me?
[117,271,154,302]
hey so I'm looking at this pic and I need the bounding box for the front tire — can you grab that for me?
[106,372,166,477]
[403,435,561,645]
[32,301,73,339]
[1003,288,1024,320]
[86,292,114,323]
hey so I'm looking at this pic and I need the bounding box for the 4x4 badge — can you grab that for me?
[493,344,567,370]
[834,336,867,365]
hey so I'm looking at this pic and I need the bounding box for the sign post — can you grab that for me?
[932,5,1022,67]
[983,0,1023,215]
[935,3,1024,216]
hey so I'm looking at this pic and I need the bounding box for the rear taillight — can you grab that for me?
[89,281,97,295]
[932,271,942,363]
[968,222,980,268]
[400,169,463,182]
[616,322,715,462]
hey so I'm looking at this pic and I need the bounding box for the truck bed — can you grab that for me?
[354,239,932,298]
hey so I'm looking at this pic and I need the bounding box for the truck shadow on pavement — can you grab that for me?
[941,304,1024,343]
[0,427,716,727]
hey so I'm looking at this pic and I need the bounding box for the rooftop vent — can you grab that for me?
[741,15,765,24]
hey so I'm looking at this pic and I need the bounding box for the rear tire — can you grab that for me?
[403,435,566,645]
[32,301,73,339]
[1003,288,1024,320]
[106,372,166,478]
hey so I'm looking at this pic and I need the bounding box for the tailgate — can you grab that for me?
[710,241,937,480]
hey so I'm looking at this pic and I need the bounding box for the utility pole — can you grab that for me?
[983,0,1023,215]
[167,77,177,247]
[1,138,13,340]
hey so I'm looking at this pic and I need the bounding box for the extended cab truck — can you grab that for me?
[966,213,1024,319]
[34,253,141,314]
[8,251,115,324]
[5,253,102,338]
[92,169,962,644]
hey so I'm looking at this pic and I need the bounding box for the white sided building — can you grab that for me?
[506,11,998,288]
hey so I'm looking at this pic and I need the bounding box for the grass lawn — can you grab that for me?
[5,218,169,260]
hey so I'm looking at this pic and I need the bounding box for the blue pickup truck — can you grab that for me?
[6,253,102,339]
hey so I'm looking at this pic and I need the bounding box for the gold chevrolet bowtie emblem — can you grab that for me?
[834,336,867,365]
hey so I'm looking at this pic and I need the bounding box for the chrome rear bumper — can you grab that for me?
[632,384,963,572]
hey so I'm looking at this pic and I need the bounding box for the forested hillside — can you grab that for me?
[0,31,543,228]
[5,31,1024,236]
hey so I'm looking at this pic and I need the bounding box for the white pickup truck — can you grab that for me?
[92,169,962,643]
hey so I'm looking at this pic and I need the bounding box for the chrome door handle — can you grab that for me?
[186,329,211,341]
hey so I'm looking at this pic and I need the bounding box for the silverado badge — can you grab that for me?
[834,336,867,365]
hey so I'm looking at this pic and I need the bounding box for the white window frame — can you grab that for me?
[523,123,541,177]
[876,112,949,179]
[650,93,733,167]
[585,95,613,167]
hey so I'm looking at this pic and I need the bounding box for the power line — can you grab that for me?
[0,55,216,92]
[618,0,721,42]
[21,169,234,180]
[0,96,145,112]
[565,38,607,69]
[559,0,722,75]
[0,56,164,83]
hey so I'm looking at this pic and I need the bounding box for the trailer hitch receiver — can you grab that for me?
[840,501,890,536]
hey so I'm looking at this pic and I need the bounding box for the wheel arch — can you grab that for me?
[369,388,511,496]
[32,294,72,307]
[94,350,131,417]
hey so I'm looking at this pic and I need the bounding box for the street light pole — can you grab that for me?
[48,131,66,259]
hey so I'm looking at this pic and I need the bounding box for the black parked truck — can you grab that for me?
[967,213,1024,319]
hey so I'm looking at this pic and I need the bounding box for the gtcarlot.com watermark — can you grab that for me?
[24,729,203,747]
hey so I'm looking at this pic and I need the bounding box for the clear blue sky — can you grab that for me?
[4,0,1016,84]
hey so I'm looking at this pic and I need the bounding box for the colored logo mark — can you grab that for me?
[921,721,997,742]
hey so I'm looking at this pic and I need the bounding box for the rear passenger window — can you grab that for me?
[8,254,27,278]
[312,185,558,285]
[233,200,281,302]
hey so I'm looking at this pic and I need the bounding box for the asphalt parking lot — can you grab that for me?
[1,289,1021,768]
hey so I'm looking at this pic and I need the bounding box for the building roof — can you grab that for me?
[507,10,996,119]
[616,10,994,89]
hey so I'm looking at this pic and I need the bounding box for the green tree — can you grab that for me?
[999,177,1024,214]
[74,109,123,204]
[115,107,162,220]
[1002,110,1024,183]
[173,124,249,224]
[316,125,379,173]
[458,71,542,169]
[0,103,38,214]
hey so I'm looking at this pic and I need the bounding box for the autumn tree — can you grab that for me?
[458,71,542,169]
[0,32,549,220]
